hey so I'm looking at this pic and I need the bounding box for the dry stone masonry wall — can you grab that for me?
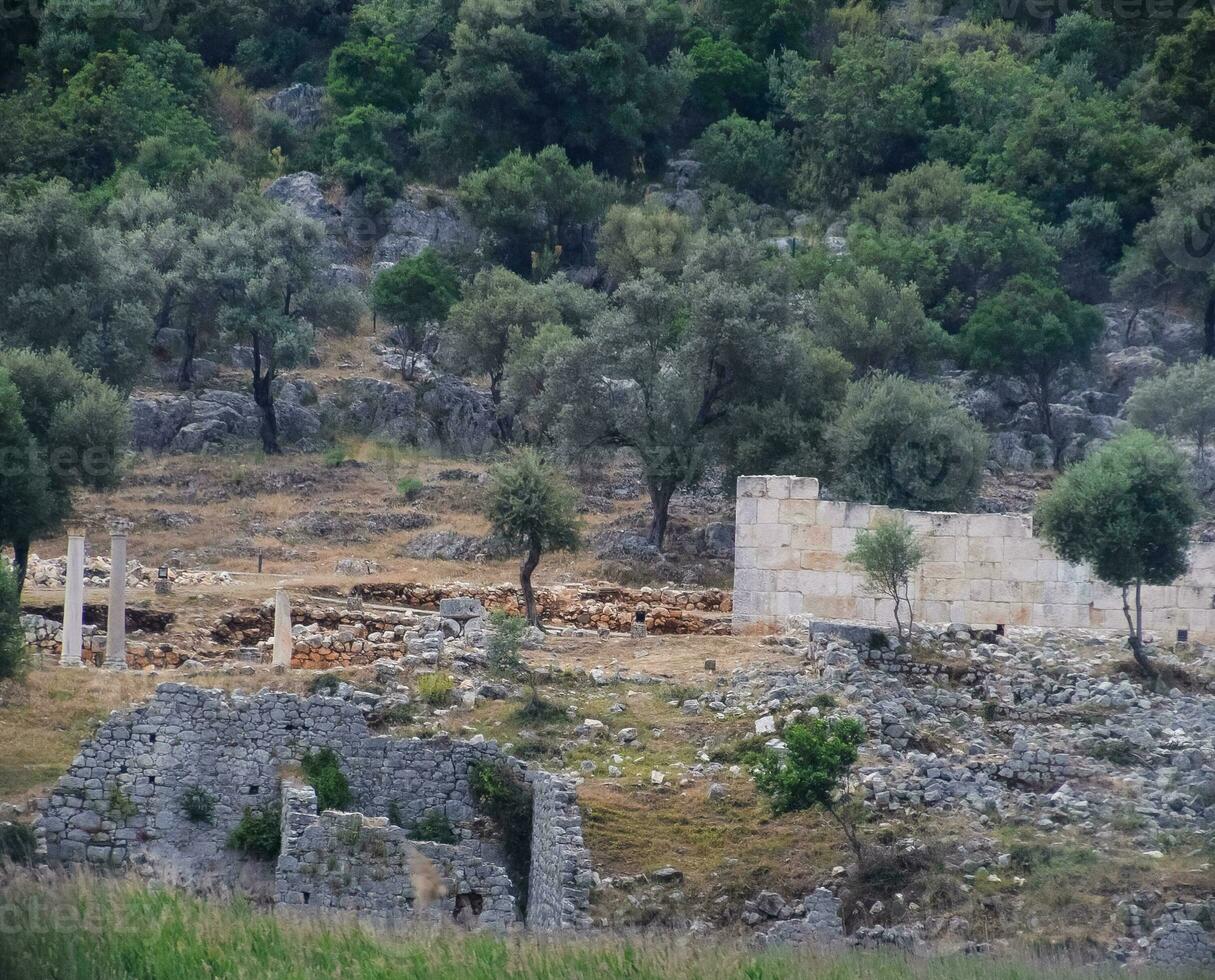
[36,684,591,930]
[733,476,1215,642]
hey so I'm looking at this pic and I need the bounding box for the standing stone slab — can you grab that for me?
[61,532,85,667]
[273,589,293,667]
[105,525,128,670]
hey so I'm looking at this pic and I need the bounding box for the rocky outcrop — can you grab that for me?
[371,185,478,269]
[264,172,365,286]
[318,375,496,456]
[264,83,324,130]
[130,384,321,453]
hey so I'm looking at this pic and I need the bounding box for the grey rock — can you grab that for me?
[264,83,324,130]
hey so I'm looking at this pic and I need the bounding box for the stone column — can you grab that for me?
[272,588,293,667]
[105,522,128,670]
[62,531,85,667]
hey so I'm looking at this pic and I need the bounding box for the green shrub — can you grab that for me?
[416,673,453,706]
[180,786,215,824]
[512,696,566,725]
[469,761,533,907]
[300,748,352,811]
[372,702,414,726]
[387,801,404,827]
[487,611,527,676]
[323,445,348,467]
[0,822,36,864]
[709,734,771,766]
[0,559,28,682]
[107,786,137,820]
[396,476,424,501]
[809,693,837,710]
[410,812,457,845]
[227,807,281,860]
[309,673,341,696]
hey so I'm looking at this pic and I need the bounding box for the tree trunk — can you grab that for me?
[490,371,513,442]
[826,804,864,865]
[1122,581,1155,678]
[251,334,280,455]
[520,535,542,626]
[177,320,197,390]
[646,479,676,552]
[12,537,30,599]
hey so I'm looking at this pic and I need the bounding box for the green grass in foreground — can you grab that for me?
[0,875,1203,980]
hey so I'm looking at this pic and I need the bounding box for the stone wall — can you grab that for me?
[733,476,1215,642]
[36,684,590,930]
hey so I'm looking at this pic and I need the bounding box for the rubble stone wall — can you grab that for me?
[36,684,590,929]
[733,475,1215,641]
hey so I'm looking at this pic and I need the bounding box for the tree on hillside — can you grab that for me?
[1035,430,1198,678]
[216,202,362,453]
[484,449,580,626]
[1114,157,1215,358]
[847,519,926,642]
[1126,360,1215,465]
[442,269,603,440]
[692,114,791,206]
[0,557,26,681]
[959,275,1104,464]
[754,718,867,862]
[0,180,159,391]
[847,162,1059,331]
[828,373,988,512]
[0,349,129,594]
[812,267,948,376]
[371,249,460,378]
[457,147,615,276]
[538,236,797,550]
[596,203,692,283]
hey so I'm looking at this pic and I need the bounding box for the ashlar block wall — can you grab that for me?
[732,476,1215,641]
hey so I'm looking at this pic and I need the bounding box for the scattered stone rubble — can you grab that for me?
[27,555,233,591]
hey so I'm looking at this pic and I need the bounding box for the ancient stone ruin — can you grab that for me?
[733,475,1215,642]
[37,684,593,930]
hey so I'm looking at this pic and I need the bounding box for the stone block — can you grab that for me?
[778,498,819,523]
[788,477,821,500]
[439,597,486,620]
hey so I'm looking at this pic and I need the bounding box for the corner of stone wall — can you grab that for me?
[525,772,593,929]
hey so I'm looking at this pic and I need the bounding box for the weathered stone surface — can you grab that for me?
[38,684,592,930]
[264,83,324,129]
[372,186,478,265]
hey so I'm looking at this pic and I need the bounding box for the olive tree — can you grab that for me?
[1126,360,1215,464]
[0,557,25,681]
[959,275,1104,465]
[371,248,460,378]
[0,349,129,593]
[1114,158,1215,358]
[846,519,926,641]
[827,373,988,512]
[484,448,580,626]
[1035,430,1198,677]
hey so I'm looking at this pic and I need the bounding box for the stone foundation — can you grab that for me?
[36,684,591,929]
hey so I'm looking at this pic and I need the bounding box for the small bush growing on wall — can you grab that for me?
[469,761,533,906]
[387,801,404,827]
[301,748,352,811]
[410,812,457,844]
[107,786,137,820]
[180,786,215,824]
[416,673,453,705]
[309,673,341,696]
[227,807,281,860]
[0,822,36,864]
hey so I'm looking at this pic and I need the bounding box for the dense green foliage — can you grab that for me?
[409,811,457,845]
[1126,361,1215,462]
[300,747,352,812]
[226,806,281,860]
[469,760,534,908]
[0,558,27,681]
[755,718,867,859]
[1035,431,1199,673]
[2,0,1213,557]
[828,374,988,512]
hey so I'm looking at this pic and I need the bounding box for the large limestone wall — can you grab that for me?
[732,476,1215,641]
[36,684,590,929]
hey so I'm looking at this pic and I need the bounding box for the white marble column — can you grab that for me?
[62,531,85,667]
[272,588,293,667]
[105,525,128,670]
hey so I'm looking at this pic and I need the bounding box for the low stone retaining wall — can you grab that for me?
[351,581,732,634]
[37,684,592,929]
